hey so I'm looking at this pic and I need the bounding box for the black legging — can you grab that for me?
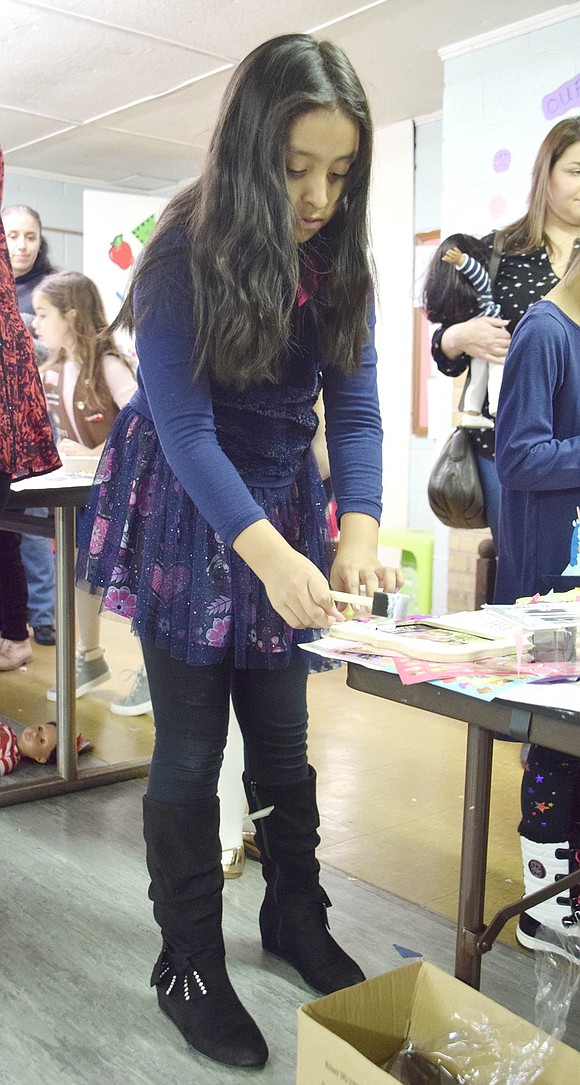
[520,743,580,844]
[141,640,311,805]
[0,472,10,517]
[0,528,29,641]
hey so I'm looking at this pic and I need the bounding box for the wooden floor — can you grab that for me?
[1,614,524,946]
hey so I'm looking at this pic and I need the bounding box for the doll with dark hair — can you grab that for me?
[424,233,502,427]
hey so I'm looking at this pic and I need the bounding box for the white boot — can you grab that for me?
[517,837,580,957]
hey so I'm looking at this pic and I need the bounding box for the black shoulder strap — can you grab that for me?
[488,234,504,289]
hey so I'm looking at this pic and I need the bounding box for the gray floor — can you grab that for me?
[2,780,579,1085]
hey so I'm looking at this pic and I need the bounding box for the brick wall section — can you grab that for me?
[445,375,493,612]
[447,527,492,612]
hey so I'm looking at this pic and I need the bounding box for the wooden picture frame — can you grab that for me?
[413,231,440,436]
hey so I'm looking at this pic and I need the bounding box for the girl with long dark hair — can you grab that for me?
[76,34,399,1069]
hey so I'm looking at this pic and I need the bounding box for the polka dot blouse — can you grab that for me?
[431,230,580,459]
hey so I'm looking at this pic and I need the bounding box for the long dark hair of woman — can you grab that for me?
[422,233,494,325]
[112,34,374,389]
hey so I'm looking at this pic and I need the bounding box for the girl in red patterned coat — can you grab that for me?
[0,148,60,670]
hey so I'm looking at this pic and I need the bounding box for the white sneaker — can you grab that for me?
[47,648,110,701]
[110,666,152,716]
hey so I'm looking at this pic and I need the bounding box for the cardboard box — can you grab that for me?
[296,959,580,1084]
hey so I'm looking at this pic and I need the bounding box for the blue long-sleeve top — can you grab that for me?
[129,237,383,549]
[494,299,580,602]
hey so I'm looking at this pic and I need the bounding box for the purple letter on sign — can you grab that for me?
[542,72,580,120]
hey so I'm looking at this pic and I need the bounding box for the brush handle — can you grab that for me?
[330,590,373,609]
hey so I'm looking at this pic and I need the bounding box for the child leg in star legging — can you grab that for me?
[520,744,580,843]
[517,743,580,954]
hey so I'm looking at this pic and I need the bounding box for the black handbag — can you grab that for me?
[428,426,487,530]
[428,235,503,531]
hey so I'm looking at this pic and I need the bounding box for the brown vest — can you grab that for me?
[42,357,120,448]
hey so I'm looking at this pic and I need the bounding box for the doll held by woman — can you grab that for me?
[424,232,503,429]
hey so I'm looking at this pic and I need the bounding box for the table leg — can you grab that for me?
[54,506,77,780]
[455,722,494,988]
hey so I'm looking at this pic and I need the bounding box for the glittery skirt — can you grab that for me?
[76,407,335,670]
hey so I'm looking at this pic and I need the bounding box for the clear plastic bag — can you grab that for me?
[382,929,580,1085]
[382,1041,462,1082]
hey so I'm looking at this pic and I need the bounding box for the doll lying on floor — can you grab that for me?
[0,722,93,776]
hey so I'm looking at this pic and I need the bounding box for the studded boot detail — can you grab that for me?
[517,836,580,958]
[245,767,365,994]
[143,795,268,1068]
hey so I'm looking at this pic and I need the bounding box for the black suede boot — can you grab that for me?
[244,768,365,995]
[143,795,268,1068]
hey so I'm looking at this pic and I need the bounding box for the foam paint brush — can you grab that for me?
[330,590,409,620]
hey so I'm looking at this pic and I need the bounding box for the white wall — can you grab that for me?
[411,119,444,539]
[431,8,580,613]
[414,119,442,235]
[441,14,580,236]
[370,120,415,531]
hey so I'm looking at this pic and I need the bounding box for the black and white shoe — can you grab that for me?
[516,910,580,961]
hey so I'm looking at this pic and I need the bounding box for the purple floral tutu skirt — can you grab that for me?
[76,407,335,670]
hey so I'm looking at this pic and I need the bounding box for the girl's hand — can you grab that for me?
[59,438,95,457]
[234,519,343,629]
[441,316,510,364]
[263,550,344,630]
[329,513,403,605]
[330,543,404,604]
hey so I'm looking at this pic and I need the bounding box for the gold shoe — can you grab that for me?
[222,845,245,879]
[0,637,33,671]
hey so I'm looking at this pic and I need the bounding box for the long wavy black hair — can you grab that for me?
[422,233,494,325]
[114,34,374,389]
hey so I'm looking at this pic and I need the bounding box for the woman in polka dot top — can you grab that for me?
[431,116,580,544]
